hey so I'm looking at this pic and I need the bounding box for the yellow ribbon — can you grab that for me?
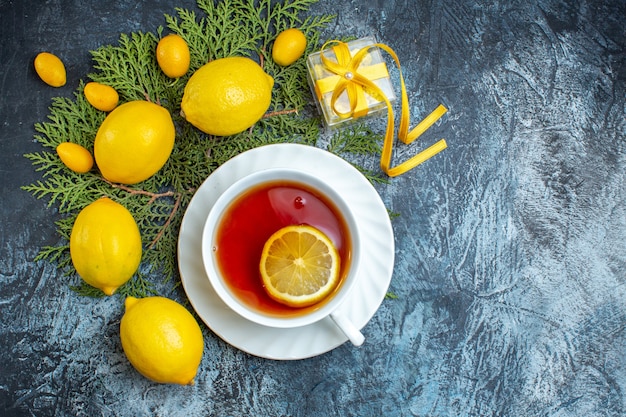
[319,40,448,177]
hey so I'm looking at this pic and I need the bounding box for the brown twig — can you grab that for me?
[103,178,185,248]
[104,179,176,204]
[262,108,299,118]
[249,108,299,134]
[142,91,160,106]
[148,191,183,249]
[259,47,265,69]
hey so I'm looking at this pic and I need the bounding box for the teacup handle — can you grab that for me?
[330,311,365,346]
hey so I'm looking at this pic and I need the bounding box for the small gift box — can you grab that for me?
[308,36,448,177]
[307,36,396,127]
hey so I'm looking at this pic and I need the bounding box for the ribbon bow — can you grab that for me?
[319,40,448,177]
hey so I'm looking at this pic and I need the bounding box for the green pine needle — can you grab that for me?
[23,0,386,298]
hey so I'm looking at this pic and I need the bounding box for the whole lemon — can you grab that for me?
[94,100,175,184]
[156,34,190,78]
[181,57,274,136]
[70,197,142,295]
[120,296,204,385]
[272,28,307,66]
[34,52,66,87]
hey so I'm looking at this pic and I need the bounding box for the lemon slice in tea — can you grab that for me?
[260,225,340,307]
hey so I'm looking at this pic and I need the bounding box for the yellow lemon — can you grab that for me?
[120,296,204,385]
[272,28,307,66]
[70,197,142,295]
[181,57,274,136]
[34,52,66,87]
[156,34,190,78]
[94,100,175,184]
[56,142,94,173]
[84,82,119,112]
[259,225,340,307]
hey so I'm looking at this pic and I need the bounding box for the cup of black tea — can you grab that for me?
[201,168,364,346]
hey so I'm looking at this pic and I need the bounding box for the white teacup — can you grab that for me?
[201,168,364,346]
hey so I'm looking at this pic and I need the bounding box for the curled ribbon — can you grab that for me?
[319,40,448,177]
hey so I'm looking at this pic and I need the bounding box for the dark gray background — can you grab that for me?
[1,0,625,416]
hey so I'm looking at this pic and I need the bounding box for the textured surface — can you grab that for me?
[1,0,625,416]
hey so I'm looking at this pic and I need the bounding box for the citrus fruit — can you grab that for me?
[259,225,340,307]
[94,100,175,184]
[120,296,204,385]
[69,197,142,295]
[156,34,190,78]
[34,52,66,87]
[84,82,119,112]
[272,28,307,66]
[180,57,274,136]
[56,142,94,173]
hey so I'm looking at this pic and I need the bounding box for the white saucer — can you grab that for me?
[178,143,394,360]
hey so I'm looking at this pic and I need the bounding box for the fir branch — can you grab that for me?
[116,272,159,298]
[33,89,104,150]
[326,124,390,184]
[355,166,390,185]
[148,191,183,249]
[69,283,108,298]
[23,0,386,299]
[89,32,176,105]
[188,0,265,60]
[21,174,104,212]
[34,244,69,265]
[104,180,177,204]
[327,124,383,155]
